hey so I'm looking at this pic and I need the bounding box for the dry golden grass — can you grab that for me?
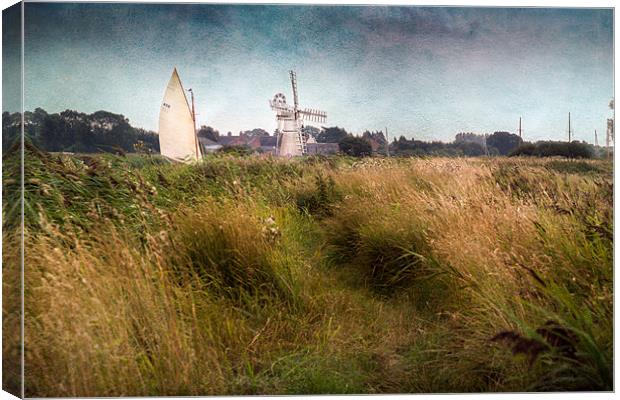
[10,154,613,395]
[2,229,22,397]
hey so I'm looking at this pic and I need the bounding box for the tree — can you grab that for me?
[454,132,486,148]
[2,108,160,154]
[362,130,387,144]
[338,135,372,157]
[454,141,486,156]
[568,141,595,158]
[219,145,252,156]
[240,128,269,137]
[486,131,523,156]
[392,135,416,153]
[301,125,321,140]
[509,143,536,156]
[509,141,594,159]
[197,125,219,141]
[362,130,388,154]
[316,126,348,143]
[89,110,134,152]
[2,111,21,152]
[135,128,160,152]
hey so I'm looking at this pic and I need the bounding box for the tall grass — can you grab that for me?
[13,146,613,395]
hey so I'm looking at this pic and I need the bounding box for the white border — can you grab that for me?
[0,1,616,400]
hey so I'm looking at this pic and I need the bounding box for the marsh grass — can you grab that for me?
[10,145,613,396]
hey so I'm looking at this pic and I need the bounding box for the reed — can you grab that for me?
[9,145,612,395]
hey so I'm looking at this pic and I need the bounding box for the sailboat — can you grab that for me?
[158,68,202,161]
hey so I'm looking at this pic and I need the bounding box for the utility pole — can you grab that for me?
[595,129,598,147]
[568,112,571,142]
[188,88,200,159]
[606,126,610,159]
[484,134,489,156]
[518,117,522,139]
[385,127,389,157]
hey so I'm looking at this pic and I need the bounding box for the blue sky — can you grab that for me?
[7,3,615,142]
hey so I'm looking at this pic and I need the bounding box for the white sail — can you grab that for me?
[158,68,200,161]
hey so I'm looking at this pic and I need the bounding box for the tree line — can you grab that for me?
[510,141,596,158]
[2,108,599,159]
[332,129,596,159]
[2,108,159,154]
[308,127,518,157]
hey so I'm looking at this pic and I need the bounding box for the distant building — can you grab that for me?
[307,142,340,155]
[198,137,222,154]
[217,134,249,147]
[209,133,338,156]
[213,134,279,154]
[361,131,387,154]
[366,138,382,153]
[258,136,278,155]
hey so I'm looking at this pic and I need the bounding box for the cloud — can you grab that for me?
[19,4,613,142]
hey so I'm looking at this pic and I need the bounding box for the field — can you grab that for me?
[2,143,614,396]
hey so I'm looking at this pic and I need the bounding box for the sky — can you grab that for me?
[3,3,614,142]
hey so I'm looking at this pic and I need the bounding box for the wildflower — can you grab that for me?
[261,215,280,242]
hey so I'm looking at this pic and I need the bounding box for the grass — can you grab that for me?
[3,145,613,395]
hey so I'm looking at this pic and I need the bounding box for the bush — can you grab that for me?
[338,136,372,157]
[486,131,523,155]
[218,145,253,156]
[453,141,486,156]
[510,141,594,158]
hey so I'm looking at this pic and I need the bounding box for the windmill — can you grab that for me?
[270,70,326,156]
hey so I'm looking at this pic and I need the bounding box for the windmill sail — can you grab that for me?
[158,68,200,161]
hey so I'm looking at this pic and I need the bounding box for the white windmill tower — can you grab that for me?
[270,71,326,156]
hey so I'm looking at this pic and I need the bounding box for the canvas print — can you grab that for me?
[2,1,614,397]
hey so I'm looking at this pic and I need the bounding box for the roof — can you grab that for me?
[217,136,246,146]
[260,136,277,147]
[198,137,220,146]
[217,135,275,149]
